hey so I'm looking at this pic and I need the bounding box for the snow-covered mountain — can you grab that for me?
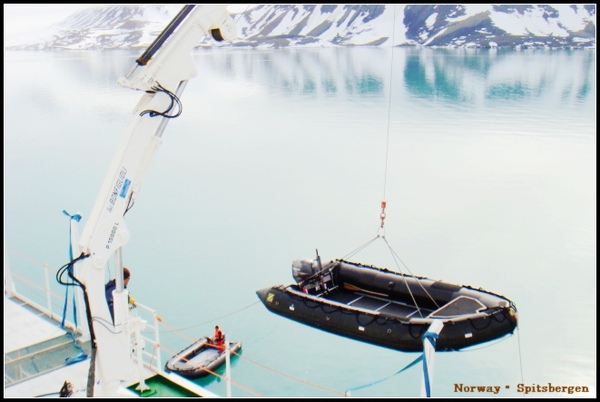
[4,4,596,50]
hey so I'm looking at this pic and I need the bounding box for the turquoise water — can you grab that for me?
[4,47,596,397]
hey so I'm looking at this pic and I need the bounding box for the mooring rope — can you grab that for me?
[344,327,440,396]
[156,303,345,397]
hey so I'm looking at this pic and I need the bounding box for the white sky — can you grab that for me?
[3,4,250,37]
[4,4,92,36]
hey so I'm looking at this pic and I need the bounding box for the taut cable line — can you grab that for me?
[378,5,397,237]
[346,6,401,265]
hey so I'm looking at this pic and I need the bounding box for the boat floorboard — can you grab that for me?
[321,288,433,319]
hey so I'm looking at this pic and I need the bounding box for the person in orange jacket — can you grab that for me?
[214,325,225,352]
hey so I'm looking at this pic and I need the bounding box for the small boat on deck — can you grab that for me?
[165,337,242,379]
[256,256,518,352]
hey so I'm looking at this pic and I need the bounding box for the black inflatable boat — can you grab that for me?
[256,257,517,352]
[165,337,242,379]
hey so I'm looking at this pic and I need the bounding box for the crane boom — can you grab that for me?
[79,5,235,268]
[71,5,236,396]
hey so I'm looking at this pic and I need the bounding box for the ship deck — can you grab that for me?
[4,294,94,397]
[4,293,216,397]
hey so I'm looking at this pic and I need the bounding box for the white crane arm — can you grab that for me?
[78,5,236,269]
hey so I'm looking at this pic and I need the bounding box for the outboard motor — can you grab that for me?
[292,258,318,284]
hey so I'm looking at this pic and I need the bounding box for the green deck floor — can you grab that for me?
[127,374,204,397]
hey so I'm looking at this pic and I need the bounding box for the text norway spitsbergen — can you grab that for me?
[454,384,503,394]
[454,383,591,395]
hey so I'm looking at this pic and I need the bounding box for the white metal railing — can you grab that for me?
[5,249,163,374]
[5,251,78,332]
[128,301,163,372]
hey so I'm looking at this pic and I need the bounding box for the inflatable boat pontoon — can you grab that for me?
[257,257,517,352]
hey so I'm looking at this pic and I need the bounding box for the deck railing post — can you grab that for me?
[5,254,16,297]
[131,313,150,394]
[43,263,52,317]
[225,339,231,397]
[153,313,161,370]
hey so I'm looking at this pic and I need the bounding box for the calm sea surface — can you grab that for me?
[4,47,596,397]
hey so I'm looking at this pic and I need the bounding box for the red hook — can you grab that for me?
[380,200,387,228]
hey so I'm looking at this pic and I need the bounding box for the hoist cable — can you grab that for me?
[381,5,397,205]
[341,7,398,249]
[377,6,398,236]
